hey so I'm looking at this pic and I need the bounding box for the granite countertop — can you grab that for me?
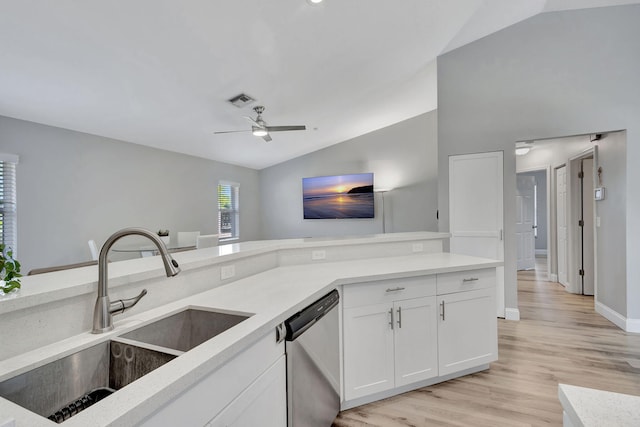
[0,234,501,426]
[559,384,640,427]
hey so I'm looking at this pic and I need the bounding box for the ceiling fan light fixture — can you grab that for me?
[252,127,268,137]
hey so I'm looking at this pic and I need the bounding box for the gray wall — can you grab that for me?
[259,111,438,238]
[595,132,627,317]
[437,5,639,318]
[0,116,260,272]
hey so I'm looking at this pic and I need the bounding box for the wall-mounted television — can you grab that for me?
[302,173,374,219]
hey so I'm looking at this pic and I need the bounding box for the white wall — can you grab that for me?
[437,5,639,321]
[0,116,260,272]
[259,111,438,238]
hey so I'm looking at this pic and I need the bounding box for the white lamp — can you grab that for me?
[376,189,391,233]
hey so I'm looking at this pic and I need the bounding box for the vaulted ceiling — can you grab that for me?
[1,0,638,169]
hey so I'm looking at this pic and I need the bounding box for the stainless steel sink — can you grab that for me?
[0,308,251,423]
[0,340,176,423]
[121,308,251,352]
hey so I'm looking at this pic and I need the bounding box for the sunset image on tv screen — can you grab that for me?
[302,173,374,219]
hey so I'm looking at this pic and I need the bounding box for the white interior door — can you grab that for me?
[556,166,569,287]
[516,175,536,270]
[449,151,504,317]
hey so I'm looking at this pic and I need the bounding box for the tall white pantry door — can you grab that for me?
[449,151,505,317]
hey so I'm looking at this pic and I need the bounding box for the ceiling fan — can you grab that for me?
[214,106,306,142]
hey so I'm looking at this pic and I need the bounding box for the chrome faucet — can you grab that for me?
[92,227,181,334]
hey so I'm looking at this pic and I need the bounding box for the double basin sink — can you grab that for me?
[0,308,252,423]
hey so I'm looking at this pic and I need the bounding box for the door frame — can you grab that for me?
[515,165,552,281]
[567,148,597,297]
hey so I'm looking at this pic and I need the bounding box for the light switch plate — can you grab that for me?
[312,250,326,260]
[221,265,235,280]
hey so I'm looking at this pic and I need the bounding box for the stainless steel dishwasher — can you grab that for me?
[283,289,340,427]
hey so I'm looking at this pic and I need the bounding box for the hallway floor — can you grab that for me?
[333,262,640,426]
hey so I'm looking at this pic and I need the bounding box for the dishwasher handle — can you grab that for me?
[284,289,339,341]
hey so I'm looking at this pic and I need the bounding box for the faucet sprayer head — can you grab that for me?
[163,255,181,277]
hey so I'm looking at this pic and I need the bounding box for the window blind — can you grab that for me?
[218,182,239,240]
[0,155,18,255]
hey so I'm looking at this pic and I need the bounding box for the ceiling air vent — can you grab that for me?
[227,93,256,108]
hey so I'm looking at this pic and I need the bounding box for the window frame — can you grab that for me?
[0,153,19,256]
[217,180,240,242]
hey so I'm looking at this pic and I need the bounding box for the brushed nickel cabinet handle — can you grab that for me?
[386,287,406,292]
[397,306,402,328]
[440,301,445,321]
[389,308,394,330]
[462,277,479,283]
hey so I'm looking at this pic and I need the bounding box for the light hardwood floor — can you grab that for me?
[333,261,640,426]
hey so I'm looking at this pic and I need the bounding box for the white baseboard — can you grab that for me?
[550,274,558,283]
[535,249,548,256]
[505,307,520,321]
[627,318,640,334]
[595,301,640,333]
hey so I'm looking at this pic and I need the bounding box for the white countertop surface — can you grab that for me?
[0,233,503,426]
[0,231,450,317]
[559,384,640,427]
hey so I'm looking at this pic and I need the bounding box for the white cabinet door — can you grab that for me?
[516,174,536,270]
[209,356,287,427]
[393,296,438,387]
[343,303,394,400]
[437,288,497,376]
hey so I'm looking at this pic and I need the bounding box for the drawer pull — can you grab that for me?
[385,287,406,292]
[462,277,479,283]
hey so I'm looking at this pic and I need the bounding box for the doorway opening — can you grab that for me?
[514,134,601,299]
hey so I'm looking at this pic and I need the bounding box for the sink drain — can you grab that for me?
[47,387,115,423]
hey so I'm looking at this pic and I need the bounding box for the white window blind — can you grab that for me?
[218,182,239,241]
[0,154,18,255]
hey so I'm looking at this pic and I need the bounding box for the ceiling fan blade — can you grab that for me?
[262,134,272,142]
[243,116,261,127]
[265,125,306,132]
[213,129,250,135]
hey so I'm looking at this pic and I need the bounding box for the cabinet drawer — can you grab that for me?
[437,268,495,295]
[343,276,436,309]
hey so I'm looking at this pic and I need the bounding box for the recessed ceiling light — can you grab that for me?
[307,0,323,5]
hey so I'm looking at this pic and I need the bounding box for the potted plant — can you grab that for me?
[0,243,22,294]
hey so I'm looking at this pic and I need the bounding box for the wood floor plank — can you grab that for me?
[334,260,640,426]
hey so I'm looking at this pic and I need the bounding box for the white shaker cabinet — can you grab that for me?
[342,277,438,401]
[343,303,395,399]
[436,269,498,376]
[140,332,285,427]
[208,355,286,427]
[437,287,497,376]
[393,297,439,387]
[342,267,498,407]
